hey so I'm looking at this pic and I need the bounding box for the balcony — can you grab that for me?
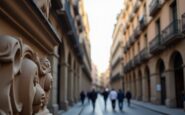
[134,54,141,66]
[182,13,185,33]
[134,25,141,39]
[149,0,163,17]
[124,61,131,73]
[124,41,130,53]
[161,19,184,46]
[139,14,148,31]
[149,34,164,54]
[140,48,150,62]
[131,59,135,69]
[133,1,141,13]
[124,45,128,53]
[130,35,135,45]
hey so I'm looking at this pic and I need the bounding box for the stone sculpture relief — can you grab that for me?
[0,35,52,115]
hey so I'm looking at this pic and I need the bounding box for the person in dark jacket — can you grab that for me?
[117,89,125,111]
[90,89,98,112]
[80,91,86,105]
[126,91,132,107]
[87,91,91,103]
[102,88,109,109]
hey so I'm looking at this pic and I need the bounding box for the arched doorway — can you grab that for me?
[157,59,166,105]
[133,72,136,99]
[145,66,151,102]
[67,53,72,103]
[172,52,184,108]
[138,70,142,100]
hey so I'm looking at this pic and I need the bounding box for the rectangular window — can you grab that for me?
[144,33,148,48]
[170,0,177,21]
[155,19,161,35]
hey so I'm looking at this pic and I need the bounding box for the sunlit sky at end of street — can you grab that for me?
[84,0,123,73]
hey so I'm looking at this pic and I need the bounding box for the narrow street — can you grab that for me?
[81,96,164,115]
[64,95,164,115]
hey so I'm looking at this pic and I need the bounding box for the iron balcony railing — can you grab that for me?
[134,25,141,39]
[149,0,162,16]
[124,61,131,73]
[134,54,141,66]
[149,34,164,54]
[182,13,185,33]
[131,59,135,69]
[124,41,129,53]
[161,19,184,46]
[140,47,150,62]
[140,15,147,31]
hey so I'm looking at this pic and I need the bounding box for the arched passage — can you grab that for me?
[170,51,184,108]
[156,59,166,105]
[133,72,136,99]
[138,70,142,100]
[67,53,72,104]
[144,66,151,102]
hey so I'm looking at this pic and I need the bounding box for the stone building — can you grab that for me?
[91,63,99,88]
[0,0,92,114]
[110,10,124,91]
[123,0,185,110]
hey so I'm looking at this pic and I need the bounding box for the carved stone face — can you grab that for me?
[33,84,46,113]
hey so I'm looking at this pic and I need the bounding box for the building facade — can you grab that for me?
[123,0,185,110]
[0,0,92,114]
[110,10,124,91]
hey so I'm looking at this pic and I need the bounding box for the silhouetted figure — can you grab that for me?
[117,89,125,111]
[102,88,109,109]
[90,89,98,112]
[87,91,91,103]
[109,89,117,111]
[126,91,132,107]
[80,91,86,105]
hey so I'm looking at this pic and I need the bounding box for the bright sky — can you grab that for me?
[84,0,123,73]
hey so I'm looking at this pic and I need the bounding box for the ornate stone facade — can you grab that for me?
[0,35,52,115]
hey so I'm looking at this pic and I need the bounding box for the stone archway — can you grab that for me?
[156,59,166,105]
[170,51,184,108]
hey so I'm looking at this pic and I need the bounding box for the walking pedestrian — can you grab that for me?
[87,91,91,103]
[80,91,86,105]
[109,89,117,111]
[117,89,125,111]
[90,89,98,112]
[126,91,132,107]
[102,88,109,109]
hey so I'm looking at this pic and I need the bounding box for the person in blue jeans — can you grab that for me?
[117,89,125,111]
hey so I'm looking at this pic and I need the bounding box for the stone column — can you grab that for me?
[136,77,141,100]
[48,46,59,115]
[73,72,77,103]
[165,70,176,107]
[59,61,69,110]
[142,76,149,102]
[69,69,74,105]
[150,74,161,104]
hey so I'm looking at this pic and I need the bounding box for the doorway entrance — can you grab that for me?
[172,52,184,108]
